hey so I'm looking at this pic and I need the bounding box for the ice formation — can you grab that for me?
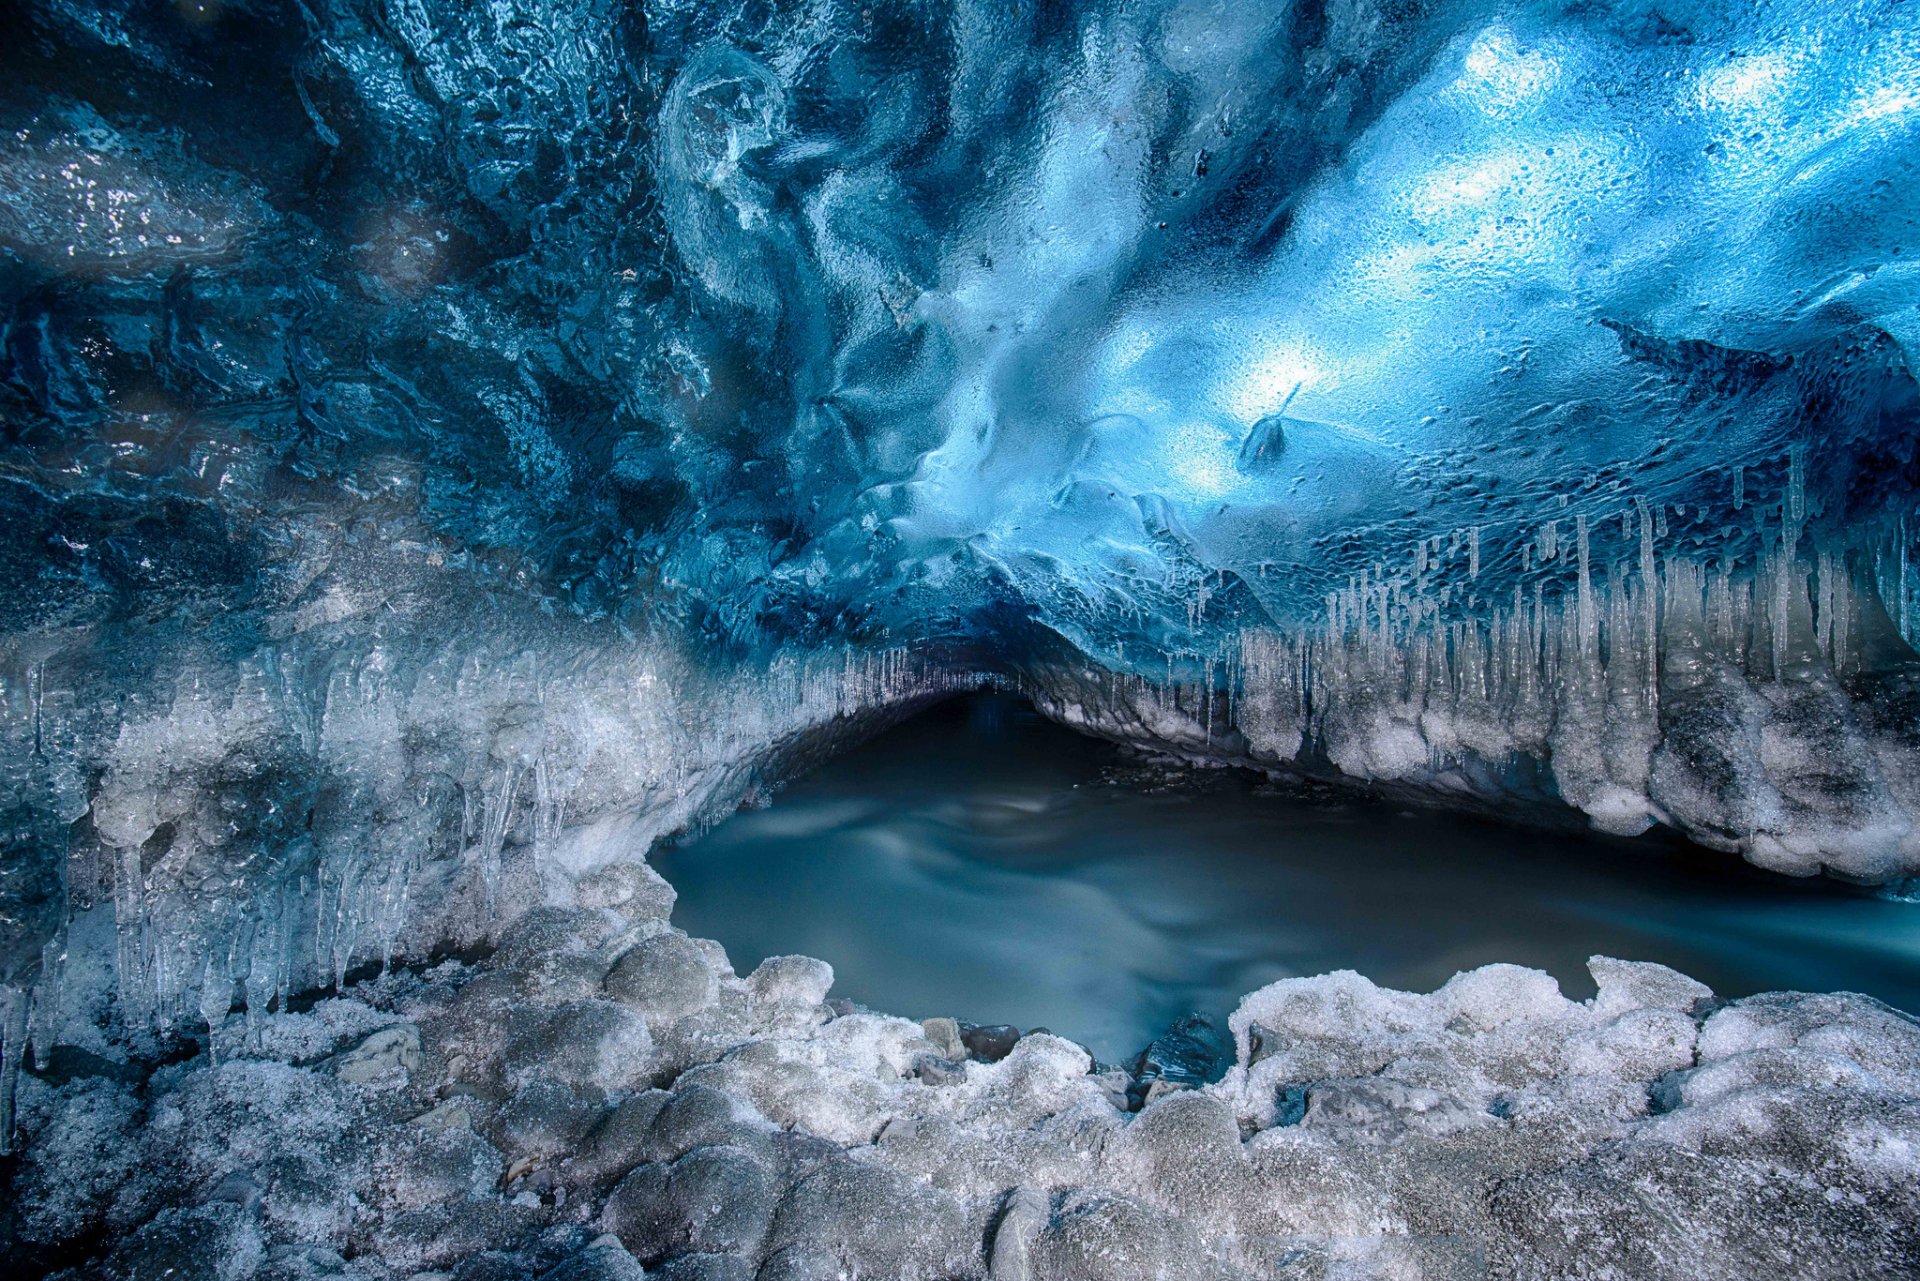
[5,0,1920,1273]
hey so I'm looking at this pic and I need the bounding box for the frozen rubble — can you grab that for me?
[6,868,1917,1279]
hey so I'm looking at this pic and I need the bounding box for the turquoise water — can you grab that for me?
[656,695,1920,1062]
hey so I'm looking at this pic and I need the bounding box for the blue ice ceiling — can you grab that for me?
[7,0,1918,670]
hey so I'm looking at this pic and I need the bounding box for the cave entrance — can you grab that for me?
[652,693,1920,1063]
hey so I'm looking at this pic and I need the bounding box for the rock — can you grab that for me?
[577,862,678,922]
[1141,1078,1191,1106]
[335,1025,425,1084]
[606,931,721,1020]
[493,906,617,972]
[570,1090,672,1186]
[960,1023,1021,1062]
[492,1079,607,1158]
[645,1084,770,1164]
[1589,956,1715,1019]
[754,1245,844,1281]
[100,1203,266,1281]
[1129,1013,1229,1106]
[653,1252,755,1281]
[746,956,834,1010]
[921,1017,965,1060]
[913,1054,967,1086]
[1029,1188,1208,1281]
[540,1236,647,1281]
[603,1144,775,1261]
[1300,1077,1487,1145]
[767,1158,968,1279]
[1091,1068,1131,1112]
[374,1123,503,1210]
[504,1000,654,1092]
[1437,963,1576,1031]
[411,1100,477,1136]
[989,1185,1049,1281]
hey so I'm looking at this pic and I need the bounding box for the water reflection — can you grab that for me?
[655,695,1920,1061]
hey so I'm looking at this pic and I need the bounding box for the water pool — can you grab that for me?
[655,695,1920,1062]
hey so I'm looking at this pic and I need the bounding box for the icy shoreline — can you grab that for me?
[8,852,1917,1280]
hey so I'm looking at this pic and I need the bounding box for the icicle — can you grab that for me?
[1576,514,1597,665]
[28,930,65,1072]
[1637,497,1659,711]
[1787,446,1807,539]
[1468,526,1481,580]
[200,955,229,1065]
[0,984,24,1156]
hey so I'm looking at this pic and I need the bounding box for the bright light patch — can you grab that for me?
[1162,419,1242,499]
[1854,83,1918,122]
[1420,151,1527,210]
[1699,53,1792,111]
[1460,25,1562,114]
[1221,343,1320,422]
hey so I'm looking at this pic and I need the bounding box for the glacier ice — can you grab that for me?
[5,0,1920,1271]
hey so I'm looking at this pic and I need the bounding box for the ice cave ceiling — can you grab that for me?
[10,0,1920,649]
[5,0,1920,1044]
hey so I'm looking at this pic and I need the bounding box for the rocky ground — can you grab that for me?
[7,852,1919,1281]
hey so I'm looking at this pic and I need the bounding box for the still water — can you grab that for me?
[655,694,1920,1062]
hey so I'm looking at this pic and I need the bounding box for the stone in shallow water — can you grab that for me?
[920,1016,965,1060]
[1128,1013,1231,1108]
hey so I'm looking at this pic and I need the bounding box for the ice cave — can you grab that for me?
[4,0,1920,1276]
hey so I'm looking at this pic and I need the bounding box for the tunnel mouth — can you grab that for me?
[654,690,1920,1066]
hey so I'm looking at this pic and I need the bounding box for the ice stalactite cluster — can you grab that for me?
[1026,461,1920,880]
[1,595,976,1153]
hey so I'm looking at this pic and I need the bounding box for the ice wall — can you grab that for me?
[6,0,1920,1142]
